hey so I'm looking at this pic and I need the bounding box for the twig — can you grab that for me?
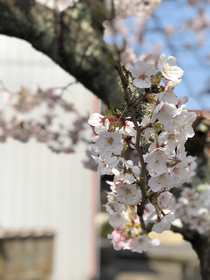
[0,80,11,93]
[116,60,147,230]
[52,80,78,95]
[110,0,116,20]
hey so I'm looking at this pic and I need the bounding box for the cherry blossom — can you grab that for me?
[156,90,178,105]
[0,84,88,154]
[119,121,136,136]
[148,172,172,192]
[92,156,113,175]
[157,191,172,209]
[152,213,175,234]
[173,186,210,235]
[150,101,178,126]
[158,54,184,80]
[88,54,197,254]
[114,183,139,206]
[131,61,156,88]
[88,113,110,134]
[107,230,130,251]
[131,235,160,253]
[95,131,123,159]
[109,211,130,229]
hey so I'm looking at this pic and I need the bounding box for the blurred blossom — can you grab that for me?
[104,0,161,20]
[164,25,175,37]
[120,48,137,66]
[103,19,127,36]
[82,149,98,171]
[0,84,89,154]
[36,0,78,11]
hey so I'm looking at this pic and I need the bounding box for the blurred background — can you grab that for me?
[0,35,99,280]
[0,0,210,280]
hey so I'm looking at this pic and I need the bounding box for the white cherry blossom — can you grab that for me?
[150,101,178,126]
[165,78,181,90]
[144,148,169,176]
[88,113,110,134]
[93,156,113,175]
[156,90,178,105]
[131,235,160,253]
[105,155,127,168]
[115,183,139,206]
[158,131,184,152]
[152,213,175,233]
[107,230,130,251]
[181,187,198,201]
[177,96,189,108]
[173,187,210,235]
[112,168,136,184]
[143,203,156,221]
[185,156,197,183]
[106,192,126,213]
[131,61,156,88]
[158,54,184,80]
[119,121,136,136]
[180,111,197,140]
[140,115,155,139]
[109,211,130,229]
[149,172,172,192]
[157,191,173,209]
[198,187,210,209]
[186,201,199,217]
[170,161,189,187]
[95,131,123,159]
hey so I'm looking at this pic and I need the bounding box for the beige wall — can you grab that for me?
[0,35,99,280]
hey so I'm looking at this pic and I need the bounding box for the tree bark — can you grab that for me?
[171,225,210,280]
[0,0,123,106]
[190,233,210,280]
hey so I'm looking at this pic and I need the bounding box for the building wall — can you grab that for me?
[0,35,99,280]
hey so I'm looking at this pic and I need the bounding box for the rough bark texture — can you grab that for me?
[0,0,123,106]
[146,221,210,280]
[172,226,210,280]
[191,234,210,280]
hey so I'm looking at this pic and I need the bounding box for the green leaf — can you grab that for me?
[152,122,163,132]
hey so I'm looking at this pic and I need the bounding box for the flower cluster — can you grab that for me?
[0,85,89,153]
[88,54,197,253]
[103,0,162,67]
[172,186,210,234]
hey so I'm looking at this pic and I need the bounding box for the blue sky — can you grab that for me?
[105,0,210,110]
[148,0,210,110]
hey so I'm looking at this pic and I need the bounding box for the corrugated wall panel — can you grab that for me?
[0,35,98,280]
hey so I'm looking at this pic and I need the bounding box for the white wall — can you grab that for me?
[0,35,98,280]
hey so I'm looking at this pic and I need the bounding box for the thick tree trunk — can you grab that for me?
[172,225,210,280]
[0,0,123,106]
[190,233,210,280]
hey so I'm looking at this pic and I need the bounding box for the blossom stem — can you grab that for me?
[140,122,152,133]
[116,60,147,230]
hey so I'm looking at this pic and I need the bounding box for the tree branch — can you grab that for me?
[116,60,146,230]
[0,0,123,106]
